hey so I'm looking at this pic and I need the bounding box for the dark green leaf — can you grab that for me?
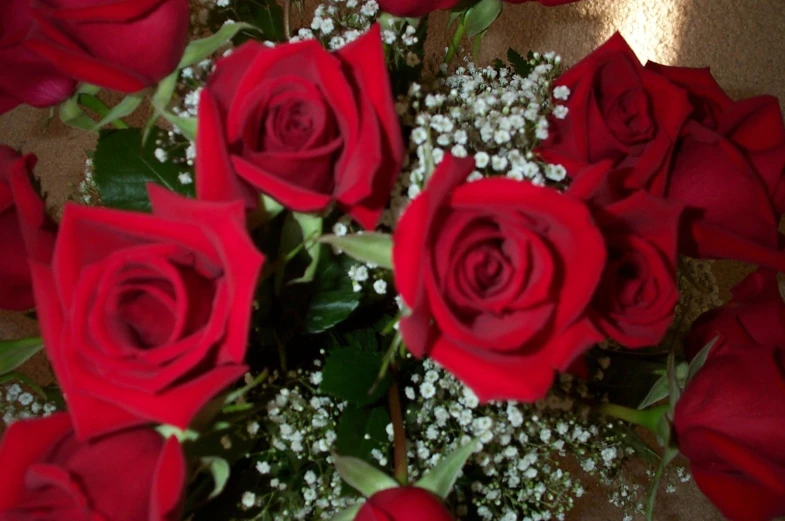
[336,405,391,461]
[302,253,362,334]
[92,128,194,212]
[321,345,390,405]
[507,48,531,77]
[234,0,284,43]
[0,337,43,376]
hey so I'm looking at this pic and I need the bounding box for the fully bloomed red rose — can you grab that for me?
[568,162,681,348]
[0,146,57,311]
[393,154,605,402]
[0,413,185,521]
[665,96,785,271]
[355,487,454,521]
[25,0,189,93]
[673,270,785,521]
[31,184,264,439]
[538,33,693,195]
[0,0,75,114]
[197,25,404,230]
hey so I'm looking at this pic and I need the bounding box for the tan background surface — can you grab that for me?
[3,0,785,518]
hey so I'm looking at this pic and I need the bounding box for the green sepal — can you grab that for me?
[200,457,231,499]
[464,0,502,38]
[415,439,478,499]
[333,454,399,498]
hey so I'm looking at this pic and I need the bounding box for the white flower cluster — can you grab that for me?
[294,0,422,66]
[382,54,569,228]
[401,359,650,520]
[0,382,58,427]
[239,367,364,520]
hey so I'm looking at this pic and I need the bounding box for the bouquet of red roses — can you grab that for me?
[1,1,784,520]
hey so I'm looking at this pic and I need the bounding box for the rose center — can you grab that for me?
[115,282,177,349]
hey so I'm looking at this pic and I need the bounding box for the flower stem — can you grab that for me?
[444,16,467,65]
[77,94,129,129]
[283,0,291,40]
[597,402,669,433]
[388,379,408,485]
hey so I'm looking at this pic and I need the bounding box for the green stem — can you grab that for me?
[444,15,467,65]
[388,380,408,485]
[597,402,669,433]
[77,94,129,129]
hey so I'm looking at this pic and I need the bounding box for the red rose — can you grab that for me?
[26,0,189,93]
[31,184,264,439]
[393,154,605,402]
[569,162,681,348]
[0,146,57,311]
[377,0,460,17]
[0,413,185,521]
[644,63,733,129]
[196,25,404,230]
[355,487,453,521]
[674,271,785,521]
[667,96,785,271]
[0,0,75,114]
[538,33,692,196]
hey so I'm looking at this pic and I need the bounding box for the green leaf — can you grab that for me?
[507,48,531,77]
[0,337,43,376]
[471,29,488,62]
[333,455,398,498]
[686,336,718,383]
[232,0,284,43]
[666,347,682,410]
[90,93,144,131]
[59,95,96,131]
[178,22,257,69]
[290,213,323,284]
[302,253,362,334]
[638,362,687,410]
[415,439,477,499]
[330,505,362,521]
[200,457,231,499]
[336,405,391,461]
[92,128,194,212]
[464,0,502,38]
[160,113,197,142]
[321,345,390,406]
[320,233,393,270]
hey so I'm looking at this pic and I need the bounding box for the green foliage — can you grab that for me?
[300,251,363,334]
[320,339,390,406]
[415,440,478,498]
[508,47,534,77]
[319,233,393,270]
[0,337,43,376]
[336,404,390,461]
[332,455,399,498]
[92,128,194,212]
[464,0,502,38]
[231,0,285,43]
[200,457,231,500]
